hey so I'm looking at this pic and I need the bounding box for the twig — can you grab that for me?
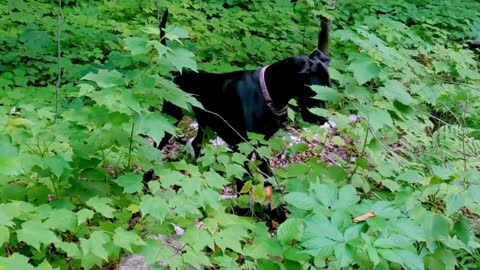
[127,122,135,169]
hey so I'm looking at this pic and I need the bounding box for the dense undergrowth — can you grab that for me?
[1,0,480,269]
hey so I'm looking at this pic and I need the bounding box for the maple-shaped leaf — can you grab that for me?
[81,69,124,88]
[124,37,150,56]
[77,209,94,226]
[55,241,81,258]
[0,135,22,176]
[156,76,203,110]
[113,173,143,194]
[113,227,145,253]
[139,195,169,221]
[378,80,415,105]
[136,112,177,143]
[348,54,380,85]
[0,253,35,270]
[42,156,71,178]
[86,197,116,218]
[166,48,197,72]
[80,231,110,261]
[44,208,77,232]
[16,220,60,250]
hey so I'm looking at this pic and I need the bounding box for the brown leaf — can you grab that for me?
[353,211,376,223]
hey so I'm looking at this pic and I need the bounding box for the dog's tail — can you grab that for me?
[159,9,169,46]
[318,15,330,55]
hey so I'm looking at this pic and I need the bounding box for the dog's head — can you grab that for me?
[262,49,332,123]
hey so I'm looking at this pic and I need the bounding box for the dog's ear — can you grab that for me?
[297,50,331,87]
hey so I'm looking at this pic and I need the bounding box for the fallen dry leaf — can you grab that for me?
[353,211,376,223]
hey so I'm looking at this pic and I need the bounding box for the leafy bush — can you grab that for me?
[0,0,479,269]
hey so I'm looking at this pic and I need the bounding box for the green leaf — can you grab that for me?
[86,197,116,218]
[37,259,57,270]
[81,69,124,88]
[397,170,423,184]
[80,231,110,261]
[16,220,60,250]
[42,156,70,178]
[113,227,144,253]
[429,214,450,241]
[124,37,150,55]
[137,112,177,143]
[0,226,9,246]
[325,166,347,182]
[379,80,415,105]
[311,86,343,102]
[348,55,380,85]
[181,227,214,251]
[277,218,303,244]
[284,192,316,210]
[432,166,455,180]
[113,173,143,194]
[446,193,465,216]
[166,48,197,72]
[183,246,211,269]
[139,239,174,265]
[356,104,394,131]
[44,209,77,232]
[257,258,281,270]
[55,241,81,258]
[334,243,354,268]
[140,195,168,221]
[77,209,94,226]
[0,253,35,270]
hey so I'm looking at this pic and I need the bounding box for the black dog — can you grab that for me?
[157,10,331,169]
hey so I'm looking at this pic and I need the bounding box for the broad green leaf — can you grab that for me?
[392,219,426,241]
[257,258,281,270]
[137,112,177,143]
[81,69,124,88]
[86,197,116,218]
[166,48,197,72]
[277,218,303,244]
[446,193,465,216]
[334,243,354,268]
[432,166,455,180]
[397,170,423,184]
[76,209,94,226]
[139,239,174,264]
[55,241,81,258]
[356,104,394,131]
[37,260,56,270]
[140,195,168,221]
[16,220,60,250]
[0,226,9,246]
[183,246,211,270]
[0,253,35,270]
[374,235,413,248]
[124,37,150,55]
[311,183,338,208]
[80,231,110,261]
[113,227,144,253]
[284,192,316,210]
[379,80,415,105]
[44,209,77,232]
[311,86,343,102]
[113,173,143,194]
[429,214,450,241]
[181,227,214,251]
[348,55,380,85]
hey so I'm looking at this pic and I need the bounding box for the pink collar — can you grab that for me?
[259,66,287,116]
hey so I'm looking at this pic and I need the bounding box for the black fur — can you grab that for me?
[157,10,331,164]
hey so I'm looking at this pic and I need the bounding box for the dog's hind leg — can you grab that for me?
[191,127,204,158]
[157,101,183,150]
